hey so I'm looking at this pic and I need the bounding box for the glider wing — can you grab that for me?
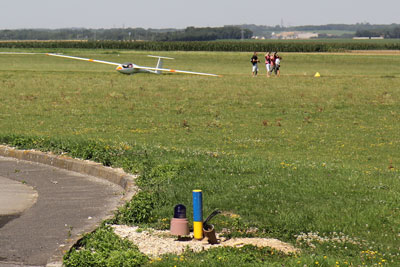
[46,53,121,66]
[0,52,47,55]
[134,66,221,77]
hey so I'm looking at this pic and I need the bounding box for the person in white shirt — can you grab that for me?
[274,54,281,77]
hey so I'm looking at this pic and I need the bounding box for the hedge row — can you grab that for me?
[0,40,399,52]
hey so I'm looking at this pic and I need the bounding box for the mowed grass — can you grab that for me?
[1,49,400,265]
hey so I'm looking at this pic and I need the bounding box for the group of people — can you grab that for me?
[251,52,281,77]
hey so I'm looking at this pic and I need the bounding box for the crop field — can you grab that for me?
[1,39,400,52]
[1,49,400,266]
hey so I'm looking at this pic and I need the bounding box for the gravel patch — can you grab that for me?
[112,225,299,257]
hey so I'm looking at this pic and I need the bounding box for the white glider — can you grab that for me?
[46,53,220,77]
[0,52,220,77]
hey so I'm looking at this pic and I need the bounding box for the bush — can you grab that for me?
[113,191,158,225]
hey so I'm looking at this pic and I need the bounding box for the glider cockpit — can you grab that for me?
[116,63,136,74]
[122,63,133,68]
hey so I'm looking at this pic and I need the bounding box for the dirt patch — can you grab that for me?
[112,225,299,257]
[285,50,400,56]
[350,50,400,55]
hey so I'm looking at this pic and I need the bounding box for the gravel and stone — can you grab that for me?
[112,225,299,257]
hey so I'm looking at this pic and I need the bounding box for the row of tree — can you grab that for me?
[240,23,400,38]
[0,26,252,41]
[355,27,400,38]
[1,24,399,41]
[155,26,252,41]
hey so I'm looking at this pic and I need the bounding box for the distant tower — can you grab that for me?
[281,18,284,28]
[241,27,244,40]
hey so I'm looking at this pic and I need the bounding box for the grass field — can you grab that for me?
[1,49,400,266]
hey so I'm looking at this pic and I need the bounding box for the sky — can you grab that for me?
[1,0,400,29]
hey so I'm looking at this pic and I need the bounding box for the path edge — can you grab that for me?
[0,145,139,267]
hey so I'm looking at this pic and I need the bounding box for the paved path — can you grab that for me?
[0,156,125,267]
[0,176,38,227]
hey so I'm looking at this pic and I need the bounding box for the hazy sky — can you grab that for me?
[1,0,399,29]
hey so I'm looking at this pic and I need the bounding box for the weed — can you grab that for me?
[113,191,158,225]
[63,225,148,267]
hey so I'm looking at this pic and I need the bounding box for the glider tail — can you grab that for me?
[148,55,174,74]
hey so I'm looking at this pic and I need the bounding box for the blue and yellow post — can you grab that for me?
[192,190,203,240]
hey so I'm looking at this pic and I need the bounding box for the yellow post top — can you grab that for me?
[192,189,202,192]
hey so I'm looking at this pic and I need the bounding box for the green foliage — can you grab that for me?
[1,39,400,51]
[147,245,290,267]
[356,26,400,38]
[113,191,158,225]
[138,162,181,188]
[63,226,148,267]
[0,26,251,41]
[155,26,252,41]
[0,134,145,171]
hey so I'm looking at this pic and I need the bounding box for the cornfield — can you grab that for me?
[0,40,399,52]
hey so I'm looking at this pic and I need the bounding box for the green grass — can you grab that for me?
[63,225,148,267]
[1,49,400,266]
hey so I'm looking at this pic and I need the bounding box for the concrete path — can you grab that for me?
[0,176,38,226]
[0,156,125,267]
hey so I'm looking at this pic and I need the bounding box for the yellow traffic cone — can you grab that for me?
[314,72,321,77]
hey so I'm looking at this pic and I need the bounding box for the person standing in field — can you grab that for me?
[270,52,276,75]
[275,55,281,77]
[265,52,272,77]
[251,52,260,77]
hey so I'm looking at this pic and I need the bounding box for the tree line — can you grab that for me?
[355,27,400,38]
[0,26,252,41]
[1,24,399,41]
[240,23,400,38]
